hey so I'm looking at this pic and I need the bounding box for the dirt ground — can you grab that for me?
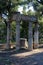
[0,47,43,65]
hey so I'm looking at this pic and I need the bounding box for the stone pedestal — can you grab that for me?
[20,38,28,48]
[28,22,33,51]
[34,23,39,49]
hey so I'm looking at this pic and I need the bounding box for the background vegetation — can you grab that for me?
[0,0,43,44]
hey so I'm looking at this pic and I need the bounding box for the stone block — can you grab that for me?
[20,38,28,48]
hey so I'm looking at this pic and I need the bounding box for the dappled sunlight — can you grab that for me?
[11,48,43,58]
[0,0,43,65]
[10,48,43,65]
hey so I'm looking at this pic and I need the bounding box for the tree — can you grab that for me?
[37,0,43,4]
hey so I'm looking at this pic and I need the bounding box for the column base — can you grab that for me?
[33,43,39,49]
[6,44,10,49]
[28,45,33,51]
[28,48,33,51]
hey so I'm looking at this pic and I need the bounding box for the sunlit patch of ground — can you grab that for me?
[11,48,43,58]
[0,44,43,65]
[10,48,43,65]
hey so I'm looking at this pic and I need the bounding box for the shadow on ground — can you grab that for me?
[0,48,43,65]
[10,51,43,65]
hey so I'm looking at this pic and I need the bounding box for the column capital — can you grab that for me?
[16,14,21,22]
[12,12,21,22]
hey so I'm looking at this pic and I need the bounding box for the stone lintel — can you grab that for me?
[12,13,37,22]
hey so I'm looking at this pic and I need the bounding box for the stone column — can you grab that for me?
[6,22,10,49]
[28,22,33,51]
[33,23,39,49]
[16,21,20,50]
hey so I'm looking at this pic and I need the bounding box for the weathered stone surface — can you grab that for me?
[16,21,20,50]
[12,12,37,22]
[34,23,39,49]
[5,12,38,50]
[6,22,10,49]
[28,22,33,50]
[20,38,28,48]
[12,12,21,22]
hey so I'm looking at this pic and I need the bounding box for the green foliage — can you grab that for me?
[37,0,43,4]
[0,0,11,13]
[20,21,28,39]
[11,21,16,42]
[0,21,7,43]
[0,0,43,43]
